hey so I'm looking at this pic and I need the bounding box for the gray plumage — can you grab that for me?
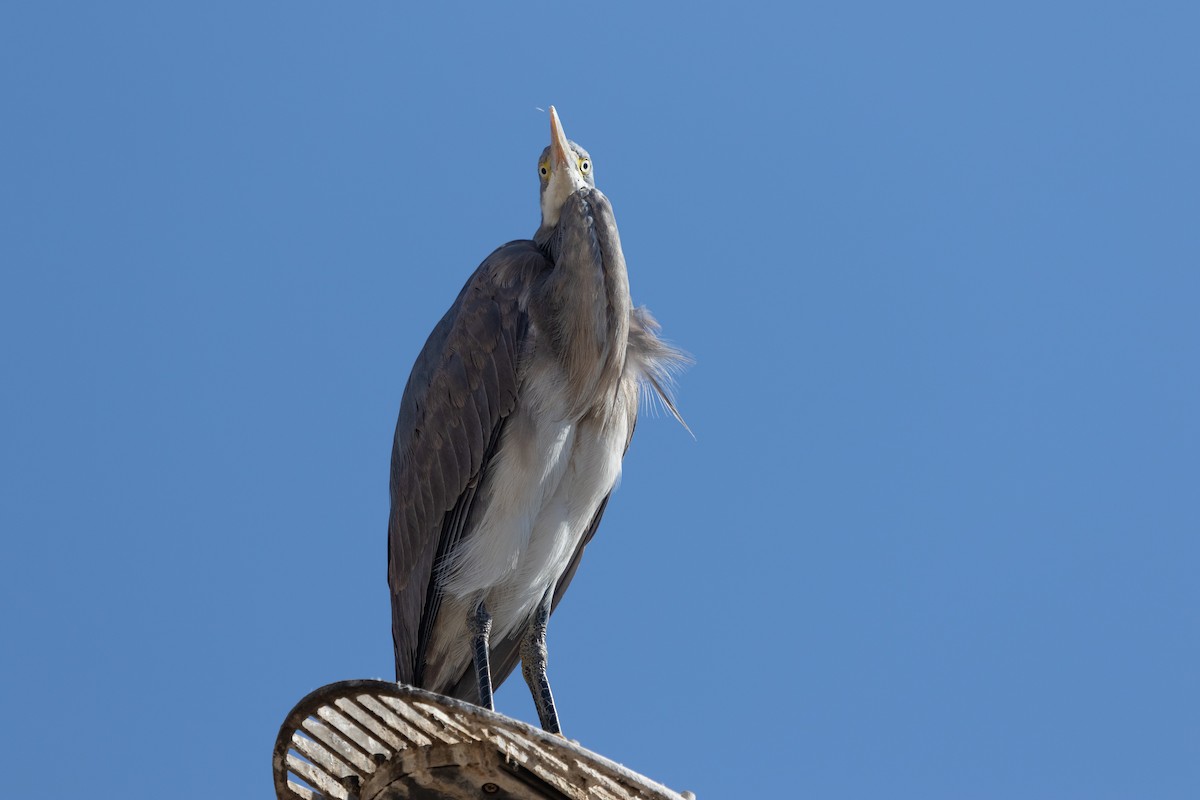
[387,107,685,734]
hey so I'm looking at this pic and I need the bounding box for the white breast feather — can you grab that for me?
[440,361,631,643]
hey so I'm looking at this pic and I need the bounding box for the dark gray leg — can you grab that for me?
[521,590,561,735]
[469,601,495,711]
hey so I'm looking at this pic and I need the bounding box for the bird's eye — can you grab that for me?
[578,157,591,174]
[538,162,549,178]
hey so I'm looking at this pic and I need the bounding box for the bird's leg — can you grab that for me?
[469,600,495,711]
[520,589,561,735]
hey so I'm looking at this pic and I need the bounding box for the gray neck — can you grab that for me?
[529,188,631,418]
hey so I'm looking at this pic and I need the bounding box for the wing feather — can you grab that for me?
[389,240,551,685]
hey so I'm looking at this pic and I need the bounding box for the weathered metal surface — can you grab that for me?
[273,680,693,800]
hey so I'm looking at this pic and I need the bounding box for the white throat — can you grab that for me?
[540,166,588,228]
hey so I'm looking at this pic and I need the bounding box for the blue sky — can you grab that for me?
[2,2,1197,798]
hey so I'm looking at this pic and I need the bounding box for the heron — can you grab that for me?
[387,107,686,735]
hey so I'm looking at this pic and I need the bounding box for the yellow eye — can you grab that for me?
[578,157,591,175]
[538,161,549,178]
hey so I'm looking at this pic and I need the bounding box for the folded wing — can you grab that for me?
[388,240,552,687]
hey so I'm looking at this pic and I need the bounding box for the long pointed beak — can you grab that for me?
[539,105,588,226]
[549,105,573,171]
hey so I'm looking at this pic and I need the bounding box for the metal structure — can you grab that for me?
[273,680,695,800]
[387,106,686,734]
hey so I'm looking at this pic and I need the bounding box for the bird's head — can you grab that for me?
[537,106,595,231]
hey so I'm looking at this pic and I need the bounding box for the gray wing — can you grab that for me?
[389,240,551,686]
